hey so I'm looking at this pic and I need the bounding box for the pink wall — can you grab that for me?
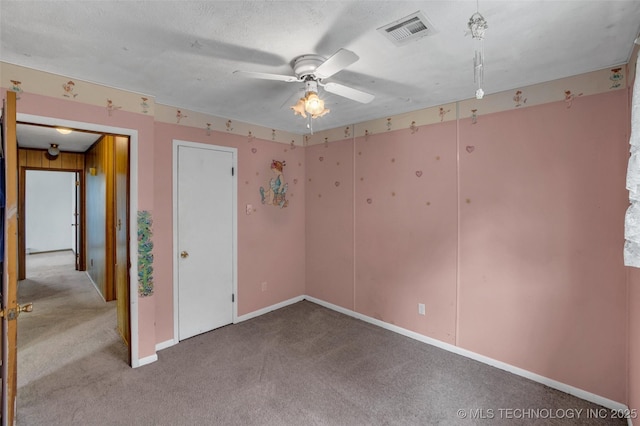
[152,123,306,344]
[354,124,458,343]
[305,140,355,310]
[306,90,630,402]
[458,90,629,402]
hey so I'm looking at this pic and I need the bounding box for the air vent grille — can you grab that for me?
[377,11,436,46]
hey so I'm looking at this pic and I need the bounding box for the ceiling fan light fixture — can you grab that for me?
[304,92,325,116]
[48,143,60,158]
[56,127,72,135]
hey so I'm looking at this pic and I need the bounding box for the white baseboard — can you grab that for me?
[235,295,305,323]
[84,272,105,302]
[135,353,158,368]
[156,339,177,351]
[304,295,630,414]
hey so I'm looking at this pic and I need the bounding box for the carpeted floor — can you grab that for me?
[16,252,626,425]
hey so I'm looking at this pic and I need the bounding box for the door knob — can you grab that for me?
[180,251,189,259]
[18,303,33,314]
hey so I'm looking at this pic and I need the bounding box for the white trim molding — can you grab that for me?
[235,296,305,323]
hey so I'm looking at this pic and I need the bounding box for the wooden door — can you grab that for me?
[2,90,26,425]
[176,143,235,340]
[114,136,130,348]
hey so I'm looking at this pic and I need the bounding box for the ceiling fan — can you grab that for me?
[233,48,374,120]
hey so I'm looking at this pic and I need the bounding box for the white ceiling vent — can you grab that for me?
[377,11,436,46]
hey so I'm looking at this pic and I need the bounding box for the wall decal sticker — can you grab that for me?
[366,198,373,204]
[365,130,370,140]
[391,191,396,197]
[436,156,441,161]
[386,118,392,131]
[318,194,322,198]
[345,126,351,138]
[176,109,187,123]
[304,135,310,145]
[324,137,329,148]
[140,97,149,114]
[298,162,302,167]
[610,68,623,89]
[466,198,472,204]
[205,123,212,136]
[272,129,277,141]
[466,145,475,153]
[260,160,289,208]
[564,90,583,108]
[226,120,233,131]
[251,148,257,154]
[391,158,396,163]
[293,178,298,184]
[426,201,431,206]
[416,170,423,177]
[439,107,450,122]
[319,156,324,162]
[137,210,154,297]
[410,121,419,134]
[106,99,122,116]
[62,80,78,98]
[471,109,478,124]
[335,181,340,187]
[290,140,296,150]
[513,90,527,107]
[10,80,23,99]
[248,131,254,142]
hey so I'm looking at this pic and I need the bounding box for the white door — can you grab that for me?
[175,142,236,340]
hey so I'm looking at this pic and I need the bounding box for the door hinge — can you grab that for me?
[231,167,235,176]
[75,180,80,186]
[232,293,235,302]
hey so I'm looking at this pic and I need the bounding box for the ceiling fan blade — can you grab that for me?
[233,70,300,83]
[323,82,374,104]
[314,49,359,79]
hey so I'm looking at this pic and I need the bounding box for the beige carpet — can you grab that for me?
[17,251,128,402]
[15,252,625,425]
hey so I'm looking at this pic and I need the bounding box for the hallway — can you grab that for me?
[16,251,128,420]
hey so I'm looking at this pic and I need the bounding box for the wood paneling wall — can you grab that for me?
[18,149,85,170]
[85,135,114,301]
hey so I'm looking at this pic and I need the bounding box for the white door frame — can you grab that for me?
[16,113,141,367]
[172,140,238,343]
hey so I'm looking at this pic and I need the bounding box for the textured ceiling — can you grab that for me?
[2,1,640,136]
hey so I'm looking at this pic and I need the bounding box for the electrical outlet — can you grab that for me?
[261,281,267,292]
[418,303,426,316]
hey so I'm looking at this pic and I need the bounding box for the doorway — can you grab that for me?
[173,140,237,341]
[24,170,76,258]
[16,133,131,395]
[14,113,140,367]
